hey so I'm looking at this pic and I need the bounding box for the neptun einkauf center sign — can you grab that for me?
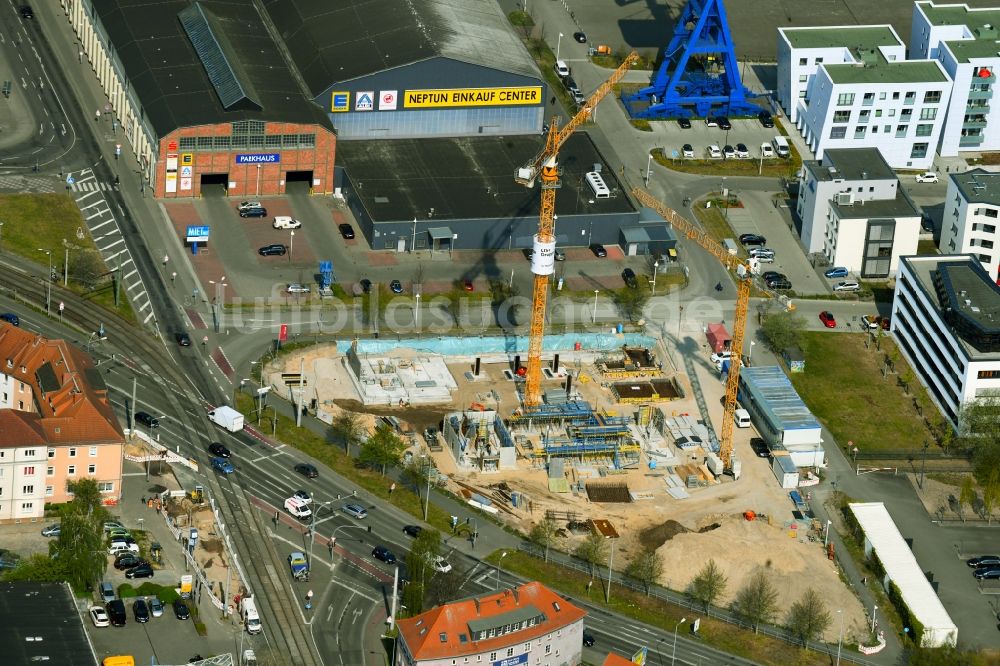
[236,153,281,164]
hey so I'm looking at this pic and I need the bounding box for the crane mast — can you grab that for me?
[516,52,639,407]
[631,187,751,468]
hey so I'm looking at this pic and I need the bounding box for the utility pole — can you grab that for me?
[424,459,432,521]
[605,538,617,603]
[389,565,400,629]
[295,357,304,427]
[130,377,137,441]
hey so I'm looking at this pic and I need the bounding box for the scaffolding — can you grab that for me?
[529,412,640,469]
[595,345,662,379]
[508,401,595,428]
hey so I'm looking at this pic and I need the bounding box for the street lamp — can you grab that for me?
[645,151,653,186]
[209,277,227,334]
[556,33,564,61]
[0,221,4,251]
[289,230,295,263]
[823,519,832,547]
[671,617,686,665]
[748,340,755,362]
[255,164,262,196]
[414,292,422,330]
[593,289,599,324]
[835,609,844,666]
[496,551,508,590]
[306,498,336,569]
[870,604,878,635]
[651,260,659,295]
[38,248,52,314]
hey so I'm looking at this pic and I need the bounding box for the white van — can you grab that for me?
[734,408,752,428]
[554,60,570,78]
[584,171,610,199]
[108,541,139,556]
[272,216,301,230]
[284,496,312,520]
[241,596,262,634]
[772,136,790,158]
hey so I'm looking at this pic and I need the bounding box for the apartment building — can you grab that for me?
[892,255,1000,427]
[777,26,906,124]
[0,324,123,522]
[395,582,586,666]
[941,169,1000,281]
[797,148,921,275]
[911,1,1000,156]
[795,50,951,169]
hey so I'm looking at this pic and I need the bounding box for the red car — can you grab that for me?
[463,279,474,292]
[819,311,836,328]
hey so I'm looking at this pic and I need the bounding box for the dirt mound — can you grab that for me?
[332,399,443,431]
[638,519,690,551]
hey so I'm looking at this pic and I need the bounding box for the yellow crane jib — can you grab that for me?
[630,187,752,469]
[512,51,639,408]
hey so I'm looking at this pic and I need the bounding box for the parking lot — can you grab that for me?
[666,116,784,163]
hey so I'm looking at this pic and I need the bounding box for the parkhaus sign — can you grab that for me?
[236,153,281,164]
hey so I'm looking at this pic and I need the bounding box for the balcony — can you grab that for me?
[968,89,994,101]
[963,119,989,129]
[960,134,986,147]
[972,72,997,84]
[966,103,990,115]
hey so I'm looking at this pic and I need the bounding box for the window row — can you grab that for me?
[837,90,941,106]
[832,108,936,123]
[828,124,933,141]
[176,134,316,151]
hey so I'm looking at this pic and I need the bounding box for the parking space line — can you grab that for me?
[123,269,138,280]
[100,239,125,251]
[90,219,114,231]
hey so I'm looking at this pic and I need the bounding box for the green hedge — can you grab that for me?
[887,580,923,645]
[118,583,137,598]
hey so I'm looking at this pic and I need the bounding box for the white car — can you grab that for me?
[915,172,939,183]
[682,144,694,158]
[554,60,570,78]
[286,283,311,294]
[707,144,722,159]
[834,280,860,292]
[284,496,312,519]
[238,200,262,211]
[710,350,732,364]
[89,606,110,627]
[272,216,302,229]
[430,556,452,573]
[760,143,775,158]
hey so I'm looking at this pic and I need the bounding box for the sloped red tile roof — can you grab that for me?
[0,323,123,446]
[0,410,48,445]
[603,653,638,666]
[397,581,586,661]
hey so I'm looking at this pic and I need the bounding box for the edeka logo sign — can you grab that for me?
[236,154,280,165]
[404,86,542,109]
[331,91,350,113]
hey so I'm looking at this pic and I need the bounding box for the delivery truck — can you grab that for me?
[209,406,244,432]
[240,596,262,634]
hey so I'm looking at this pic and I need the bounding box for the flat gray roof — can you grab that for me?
[950,168,1000,204]
[739,366,821,433]
[805,148,896,183]
[261,0,538,95]
[0,582,94,666]
[94,0,331,137]
[337,134,635,223]
[825,53,948,85]
[831,192,919,219]
[781,26,901,50]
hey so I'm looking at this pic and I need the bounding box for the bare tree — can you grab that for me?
[731,569,779,634]
[625,549,664,595]
[786,588,831,649]
[687,558,727,615]
[528,518,559,563]
[329,411,365,455]
[574,533,608,579]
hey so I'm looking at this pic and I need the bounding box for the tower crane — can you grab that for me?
[514,52,639,407]
[631,187,751,468]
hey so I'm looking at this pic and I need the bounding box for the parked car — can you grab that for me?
[338,224,355,239]
[272,216,301,229]
[403,525,423,538]
[717,116,732,130]
[554,60,570,77]
[758,110,774,128]
[834,280,860,292]
[707,144,722,159]
[861,315,880,330]
[239,206,267,218]
[705,116,719,127]
[749,247,774,259]
[133,599,150,623]
[41,523,60,537]
[750,437,770,458]
[173,599,190,620]
[90,606,110,627]
[149,597,164,618]
[682,144,694,158]
[0,313,20,326]
[125,564,154,579]
[258,244,287,256]
[760,143,775,158]
[294,463,318,478]
[100,582,116,603]
[915,172,939,183]
[677,117,692,129]
[114,554,146,571]
[212,457,235,474]
[390,280,403,294]
[723,144,736,159]
[20,5,34,20]
[106,599,127,627]
[590,244,607,257]
[208,442,230,458]
[739,233,766,246]
[973,566,1000,580]
[621,268,638,288]
[134,411,159,428]
[359,278,372,294]
[710,350,732,364]
[238,201,262,211]
[107,528,132,540]
[554,249,566,261]
[342,503,368,519]
[372,546,397,564]
[463,279,474,292]
[430,556,452,573]
[761,271,786,283]
[735,143,750,159]
[824,266,849,279]
[819,311,837,328]
[967,555,1000,568]
[103,521,125,533]
[768,278,792,290]
[286,283,310,294]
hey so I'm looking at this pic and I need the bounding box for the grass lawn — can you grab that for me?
[791,332,939,454]
[489,550,832,666]
[654,150,799,179]
[917,239,939,255]
[691,199,740,246]
[0,193,135,322]
[233,393,454,532]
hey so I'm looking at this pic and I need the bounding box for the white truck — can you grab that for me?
[240,596,262,634]
[209,406,244,432]
[284,496,312,520]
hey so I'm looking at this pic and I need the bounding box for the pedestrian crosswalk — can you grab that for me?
[70,168,154,324]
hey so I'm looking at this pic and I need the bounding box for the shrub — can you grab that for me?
[118,584,137,598]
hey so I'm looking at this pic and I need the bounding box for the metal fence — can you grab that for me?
[517,543,879,665]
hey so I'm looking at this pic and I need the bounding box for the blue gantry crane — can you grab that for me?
[621,0,761,120]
